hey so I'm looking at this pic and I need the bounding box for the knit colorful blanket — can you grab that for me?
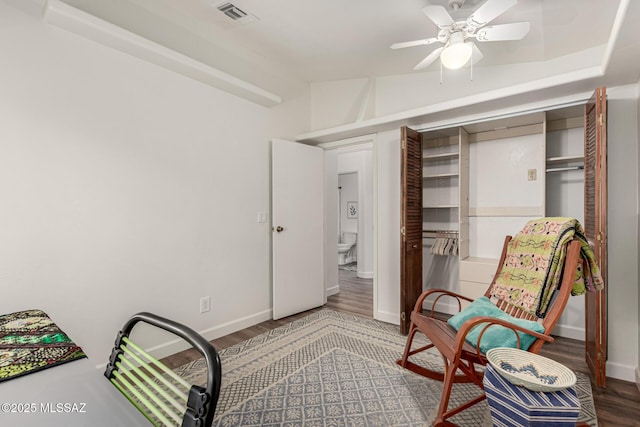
[491,218,604,317]
[0,309,86,382]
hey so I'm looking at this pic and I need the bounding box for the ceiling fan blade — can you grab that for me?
[467,0,517,28]
[469,42,484,64]
[422,5,455,28]
[414,47,444,70]
[390,38,440,50]
[475,22,530,41]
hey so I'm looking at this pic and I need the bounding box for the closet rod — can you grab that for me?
[422,230,459,238]
[546,166,584,173]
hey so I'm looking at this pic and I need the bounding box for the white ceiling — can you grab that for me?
[56,0,638,102]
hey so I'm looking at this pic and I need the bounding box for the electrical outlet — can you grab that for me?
[528,169,537,181]
[257,212,267,223]
[199,296,211,313]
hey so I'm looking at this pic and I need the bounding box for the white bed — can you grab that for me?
[0,357,149,426]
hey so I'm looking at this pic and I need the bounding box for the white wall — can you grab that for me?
[362,150,374,279]
[637,77,640,391]
[338,173,358,235]
[323,150,339,295]
[308,47,604,131]
[374,48,603,117]
[310,78,370,131]
[605,85,639,382]
[375,130,401,324]
[0,2,301,363]
[468,132,546,259]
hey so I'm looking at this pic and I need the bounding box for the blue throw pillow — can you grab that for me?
[447,296,545,353]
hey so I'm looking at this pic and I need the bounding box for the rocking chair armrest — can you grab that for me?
[454,316,554,358]
[412,289,474,317]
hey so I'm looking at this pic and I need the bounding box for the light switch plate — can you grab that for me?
[528,169,537,181]
[257,212,268,223]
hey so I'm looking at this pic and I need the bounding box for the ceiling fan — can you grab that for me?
[391,0,530,70]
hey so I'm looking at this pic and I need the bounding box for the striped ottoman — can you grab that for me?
[483,364,580,426]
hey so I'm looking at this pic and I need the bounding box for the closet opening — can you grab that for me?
[401,89,608,385]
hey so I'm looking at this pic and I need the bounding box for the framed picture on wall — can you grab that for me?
[347,201,358,218]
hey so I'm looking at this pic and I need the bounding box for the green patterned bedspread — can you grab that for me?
[0,309,86,382]
[491,218,604,317]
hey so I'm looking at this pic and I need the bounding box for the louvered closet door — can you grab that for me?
[400,127,422,335]
[584,87,607,387]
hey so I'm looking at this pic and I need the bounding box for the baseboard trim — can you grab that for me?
[94,309,273,369]
[326,285,340,296]
[635,366,640,393]
[423,300,460,315]
[552,324,585,341]
[375,309,399,325]
[133,309,273,363]
[356,271,373,279]
[605,360,637,382]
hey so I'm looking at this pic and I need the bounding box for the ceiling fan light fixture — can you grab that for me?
[440,39,472,69]
[393,1,529,73]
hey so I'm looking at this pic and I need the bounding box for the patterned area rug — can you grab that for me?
[174,309,597,426]
[0,309,86,382]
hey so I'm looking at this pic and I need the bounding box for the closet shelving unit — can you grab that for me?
[405,102,599,340]
[543,112,587,338]
[545,115,585,173]
[544,113,586,219]
[419,112,580,307]
[417,110,587,311]
[420,128,468,305]
[421,129,461,234]
[423,154,459,208]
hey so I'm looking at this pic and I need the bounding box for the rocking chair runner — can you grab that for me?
[398,231,587,427]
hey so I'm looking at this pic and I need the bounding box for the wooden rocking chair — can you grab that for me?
[397,234,584,427]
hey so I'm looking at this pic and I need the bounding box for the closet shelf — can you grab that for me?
[423,152,459,161]
[423,172,459,180]
[546,155,584,165]
[461,256,500,265]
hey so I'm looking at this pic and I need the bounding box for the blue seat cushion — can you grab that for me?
[447,296,545,353]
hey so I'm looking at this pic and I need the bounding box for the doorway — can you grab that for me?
[324,142,374,315]
[338,172,358,273]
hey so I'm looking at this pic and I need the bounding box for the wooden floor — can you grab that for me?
[164,269,640,426]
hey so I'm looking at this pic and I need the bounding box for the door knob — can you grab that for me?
[275,226,284,232]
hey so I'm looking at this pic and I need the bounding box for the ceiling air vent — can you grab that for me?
[217,2,247,20]
[215,2,259,24]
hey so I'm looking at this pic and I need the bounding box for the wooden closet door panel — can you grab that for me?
[400,126,422,335]
[584,86,607,387]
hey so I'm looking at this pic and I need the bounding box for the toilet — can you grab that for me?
[337,232,357,265]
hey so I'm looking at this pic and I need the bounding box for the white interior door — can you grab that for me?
[272,139,324,319]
